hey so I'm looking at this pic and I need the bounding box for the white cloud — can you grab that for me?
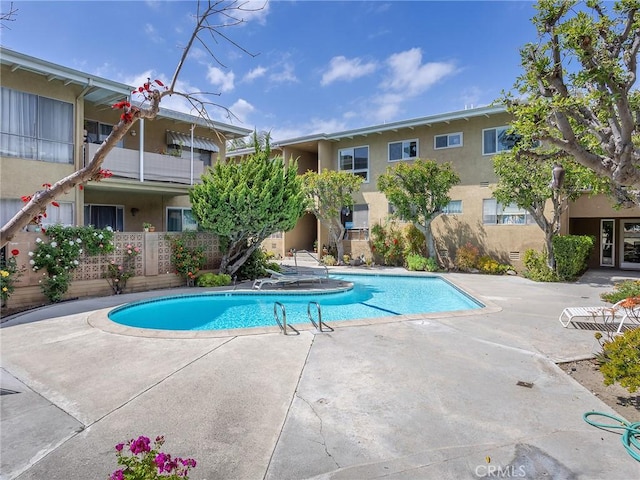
[207,66,235,93]
[228,98,255,124]
[144,23,163,44]
[382,47,456,95]
[269,63,298,84]
[321,56,377,86]
[243,66,267,83]
[236,0,271,25]
[370,92,405,123]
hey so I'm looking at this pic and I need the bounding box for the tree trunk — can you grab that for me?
[545,229,555,271]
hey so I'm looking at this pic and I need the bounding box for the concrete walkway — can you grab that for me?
[1,269,639,479]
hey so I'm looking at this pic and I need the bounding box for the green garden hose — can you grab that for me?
[583,411,640,462]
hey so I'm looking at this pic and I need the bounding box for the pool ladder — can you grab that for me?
[273,301,333,335]
[307,301,334,333]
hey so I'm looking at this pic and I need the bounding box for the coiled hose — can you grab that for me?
[583,411,640,461]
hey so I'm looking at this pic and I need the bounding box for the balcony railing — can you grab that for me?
[85,143,205,185]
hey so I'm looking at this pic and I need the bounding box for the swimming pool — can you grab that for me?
[108,273,483,331]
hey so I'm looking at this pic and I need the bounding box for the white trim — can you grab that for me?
[388,138,418,162]
[619,219,640,270]
[434,132,463,150]
[482,125,512,156]
[338,145,369,183]
[600,218,615,267]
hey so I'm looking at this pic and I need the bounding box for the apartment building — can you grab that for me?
[238,106,640,271]
[0,47,251,235]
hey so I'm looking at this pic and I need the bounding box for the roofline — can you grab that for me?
[1,47,252,139]
[156,107,252,139]
[0,46,134,96]
[274,104,508,147]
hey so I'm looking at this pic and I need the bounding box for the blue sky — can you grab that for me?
[1,0,539,141]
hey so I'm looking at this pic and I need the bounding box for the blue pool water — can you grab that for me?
[108,274,483,331]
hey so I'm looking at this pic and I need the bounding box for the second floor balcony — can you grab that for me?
[84,142,206,186]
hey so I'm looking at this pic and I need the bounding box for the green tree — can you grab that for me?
[190,142,306,277]
[502,0,640,206]
[493,152,606,269]
[302,170,363,262]
[377,159,460,260]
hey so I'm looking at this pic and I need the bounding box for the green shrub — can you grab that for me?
[322,254,337,266]
[601,280,640,304]
[597,327,640,393]
[197,273,232,287]
[405,254,439,272]
[370,222,405,266]
[454,242,480,271]
[236,248,271,281]
[477,255,512,275]
[552,235,595,281]
[523,249,558,282]
[403,224,426,257]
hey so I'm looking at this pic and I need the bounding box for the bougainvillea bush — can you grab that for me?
[109,435,196,480]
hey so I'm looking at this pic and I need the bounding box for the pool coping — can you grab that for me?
[87,272,502,339]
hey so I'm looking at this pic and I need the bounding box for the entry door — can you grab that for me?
[620,219,640,270]
[600,219,614,267]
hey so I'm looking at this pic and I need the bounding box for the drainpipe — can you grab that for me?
[190,124,195,185]
[139,118,145,182]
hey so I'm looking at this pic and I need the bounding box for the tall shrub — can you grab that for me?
[552,235,595,281]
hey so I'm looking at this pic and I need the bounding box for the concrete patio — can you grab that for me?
[1,269,639,479]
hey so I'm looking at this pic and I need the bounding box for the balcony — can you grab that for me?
[85,143,205,185]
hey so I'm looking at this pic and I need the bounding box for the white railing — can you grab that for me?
[85,143,204,185]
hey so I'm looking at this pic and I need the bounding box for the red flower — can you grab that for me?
[79,185,84,190]
[393,238,398,245]
[21,195,32,202]
[51,201,60,207]
[42,183,51,188]
[111,100,131,110]
[155,79,165,87]
[11,249,19,256]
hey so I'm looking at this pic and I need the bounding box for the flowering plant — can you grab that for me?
[167,233,206,285]
[104,244,141,294]
[1,249,25,304]
[109,435,196,480]
[30,225,114,302]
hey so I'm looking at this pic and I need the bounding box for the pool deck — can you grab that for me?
[1,267,640,479]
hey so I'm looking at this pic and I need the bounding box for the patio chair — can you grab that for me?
[558,299,636,333]
[252,269,323,290]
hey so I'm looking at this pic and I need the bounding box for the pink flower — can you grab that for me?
[115,443,124,452]
[109,470,124,480]
[129,435,151,455]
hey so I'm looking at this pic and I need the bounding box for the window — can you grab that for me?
[482,199,531,225]
[388,139,418,162]
[42,202,74,227]
[85,204,124,231]
[339,146,369,182]
[1,87,74,163]
[0,199,73,227]
[434,133,462,150]
[342,204,369,240]
[482,126,520,155]
[167,208,198,232]
[441,200,462,214]
[85,120,123,148]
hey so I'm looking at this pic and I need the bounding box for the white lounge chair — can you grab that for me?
[252,269,323,290]
[559,299,637,333]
